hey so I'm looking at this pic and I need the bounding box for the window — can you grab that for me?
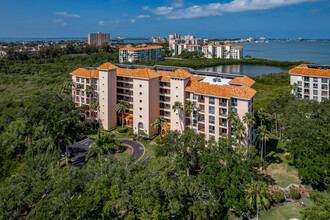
[81,97,85,103]
[321,78,327,83]
[231,98,237,106]
[304,76,309,82]
[193,94,197,100]
[209,116,215,124]
[304,83,309,88]
[313,90,318,95]
[313,77,318,82]
[86,79,89,84]
[86,98,89,104]
[140,115,142,118]
[209,97,215,104]
[139,84,142,88]
[209,125,215,134]
[81,78,85,83]
[94,79,97,84]
[209,135,215,140]
[176,86,178,89]
[94,85,97,90]
[76,77,80,82]
[140,107,142,110]
[77,91,80,95]
[81,91,84,96]
[209,106,215,114]
[313,83,318,89]
[140,100,142,103]
[321,84,328,90]
[297,81,302,86]
[139,92,142,95]
[313,96,318,101]
[304,89,309,93]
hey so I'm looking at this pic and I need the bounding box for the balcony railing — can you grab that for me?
[219,122,227,127]
[219,102,227,107]
[220,112,227,116]
[198,99,205,103]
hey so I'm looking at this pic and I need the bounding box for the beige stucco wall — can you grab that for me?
[237,99,250,146]
[170,77,188,132]
[99,69,117,130]
[132,77,160,137]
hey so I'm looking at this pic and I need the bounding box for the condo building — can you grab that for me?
[88,32,110,46]
[171,43,243,59]
[290,64,330,102]
[119,44,163,63]
[70,63,256,146]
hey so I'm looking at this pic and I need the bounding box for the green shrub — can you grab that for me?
[117,126,128,133]
[274,191,285,203]
[108,126,117,132]
[290,188,301,200]
[154,136,163,145]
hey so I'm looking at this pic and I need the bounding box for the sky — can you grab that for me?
[0,0,330,39]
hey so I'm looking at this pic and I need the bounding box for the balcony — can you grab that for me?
[198,124,205,133]
[160,96,170,102]
[198,116,205,122]
[219,122,227,127]
[219,102,227,107]
[220,112,227,117]
[198,99,205,103]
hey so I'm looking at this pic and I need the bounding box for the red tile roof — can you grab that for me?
[98,62,118,70]
[289,65,330,77]
[229,76,255,87]
[70,68,99,78]
[120,45,163,51]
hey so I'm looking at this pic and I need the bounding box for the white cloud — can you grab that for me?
[98,18,136,25]
[147,0,317,19]
[171,0,185,8]
[54,19,66,26]
[143,6,174,15]
[137,14,150,19]
[55,11,80,18]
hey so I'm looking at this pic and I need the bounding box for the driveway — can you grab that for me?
[69,138,145,168]
[120,139,145,162]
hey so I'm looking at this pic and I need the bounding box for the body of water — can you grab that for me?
[200,65,287,77]
[233,41,330,64]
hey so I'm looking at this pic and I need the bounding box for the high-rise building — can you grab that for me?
[88,32,110,46]
[290,64,330,102]
[170,43,243,59]
[119,44,163,63]
[70,63,256,146]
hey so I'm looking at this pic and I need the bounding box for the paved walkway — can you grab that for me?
[69,138,145,168]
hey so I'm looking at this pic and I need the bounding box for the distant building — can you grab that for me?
[88,32,110,46]
[169,33,206,46]
[119,44,163,63]
[290,64,330,102]
[152,37,168,44]
[171,43,243,59]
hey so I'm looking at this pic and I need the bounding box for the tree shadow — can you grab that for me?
[265,174,276,185]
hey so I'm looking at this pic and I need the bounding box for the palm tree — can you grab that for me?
[256,108,269,126]
[256,125,271,169]
[234,121,247,146]
[86,132,123,160]
[184,100,194,116]
[243,112,256,128]
[115,100,128,128]
[85,85,93,98]
[75,83,84,92]
[245,181,270,220]
[91,100,99,110]
[228,111,240,137]
[172,101,183,113]
[152,117,167,141]
[271,113,280,134]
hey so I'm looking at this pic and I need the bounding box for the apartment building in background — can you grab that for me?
[169,33,206,45]
[171,43,243,59]
[152,37,168,44]
[290,64,330,102]
[88,32,110,46]
[119,44,163,63]
[70,62,256,146]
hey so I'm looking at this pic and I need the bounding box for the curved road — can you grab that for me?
[120,139,145,162]
[69,138,145,168]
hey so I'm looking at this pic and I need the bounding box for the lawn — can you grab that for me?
[264,138,301,188]
[260,196,314,220]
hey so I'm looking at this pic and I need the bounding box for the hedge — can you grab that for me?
[290,188,301,200]
[274,191,285,203]
[117,126,128,133]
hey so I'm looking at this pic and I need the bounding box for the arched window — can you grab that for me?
[138,122,144,131]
